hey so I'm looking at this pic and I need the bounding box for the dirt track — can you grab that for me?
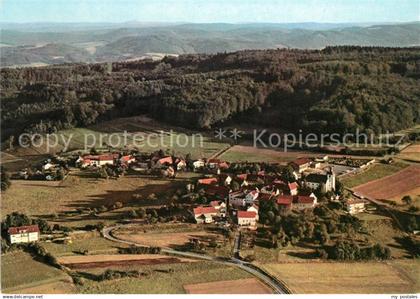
[58,254,190,269]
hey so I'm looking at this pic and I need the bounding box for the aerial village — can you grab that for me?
[6,148,373,247]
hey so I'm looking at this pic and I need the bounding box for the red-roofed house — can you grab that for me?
[120,155,136,165]
[79,154,117,168]
[8,225,40,244]
[237,211,258,227]
[294,195,317,210]
[276,195,294,210]
[193,206,218,224]
[156,156,173,167]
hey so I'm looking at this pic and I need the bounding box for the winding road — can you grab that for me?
[102,225,291,294]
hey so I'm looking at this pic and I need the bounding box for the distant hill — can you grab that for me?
[0,43,94,67]
[1,22,419,67]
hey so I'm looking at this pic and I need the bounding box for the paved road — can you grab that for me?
[102,225,291,294]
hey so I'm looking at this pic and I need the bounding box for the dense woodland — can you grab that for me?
[1,46,420,143]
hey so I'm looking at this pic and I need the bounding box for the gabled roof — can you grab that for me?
[121,155,134,162]
[208,158,222,164]
[237,174,248,181]
[276,195,294,205]
[157,156,173,165]
[292,158,312,166]
[295,195,315,204]
[238,211,257,219]
[198,177,218,185]
[288,182,298,190]
[8,225,40,234]
[193,206,218,215]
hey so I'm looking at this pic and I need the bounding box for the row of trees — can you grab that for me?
[2,47,419,142]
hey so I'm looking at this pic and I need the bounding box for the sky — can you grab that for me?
[0,0,419,23]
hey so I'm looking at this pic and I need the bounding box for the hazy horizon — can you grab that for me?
[1,0,419,24]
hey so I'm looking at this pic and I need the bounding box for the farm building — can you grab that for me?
[8,225,40,244]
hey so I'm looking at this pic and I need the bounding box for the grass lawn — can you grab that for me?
[341,162,409,188]
[1,251,69,292]
[1,171,178,220]
[42,236,125,257]
[261,260,419,294]
[76,261,252,294]
[219,145,314,164]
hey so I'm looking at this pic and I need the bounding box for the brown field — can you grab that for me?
[262,261,419,294]
[353,165,420,200]
[58,254,194,269]
[402,144,420,153]
[183,278,273,294]
[114,228,221,248]
[390,186,420,204]
[398,144,420,162]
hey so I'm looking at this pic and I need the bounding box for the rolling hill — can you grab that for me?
[1,22,419,67]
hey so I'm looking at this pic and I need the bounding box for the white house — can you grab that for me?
[193,160,205,170]
[237,211,258,227]
[346,199,366,214]
[210,200,227,217]
[8,225,40,244]
[78,154,117,168]
[247,205,259,221]
[193,206,218,224]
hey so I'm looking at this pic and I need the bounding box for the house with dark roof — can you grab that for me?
[305,170,335,193]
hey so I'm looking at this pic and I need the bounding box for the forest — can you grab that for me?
[1,46,419,143]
